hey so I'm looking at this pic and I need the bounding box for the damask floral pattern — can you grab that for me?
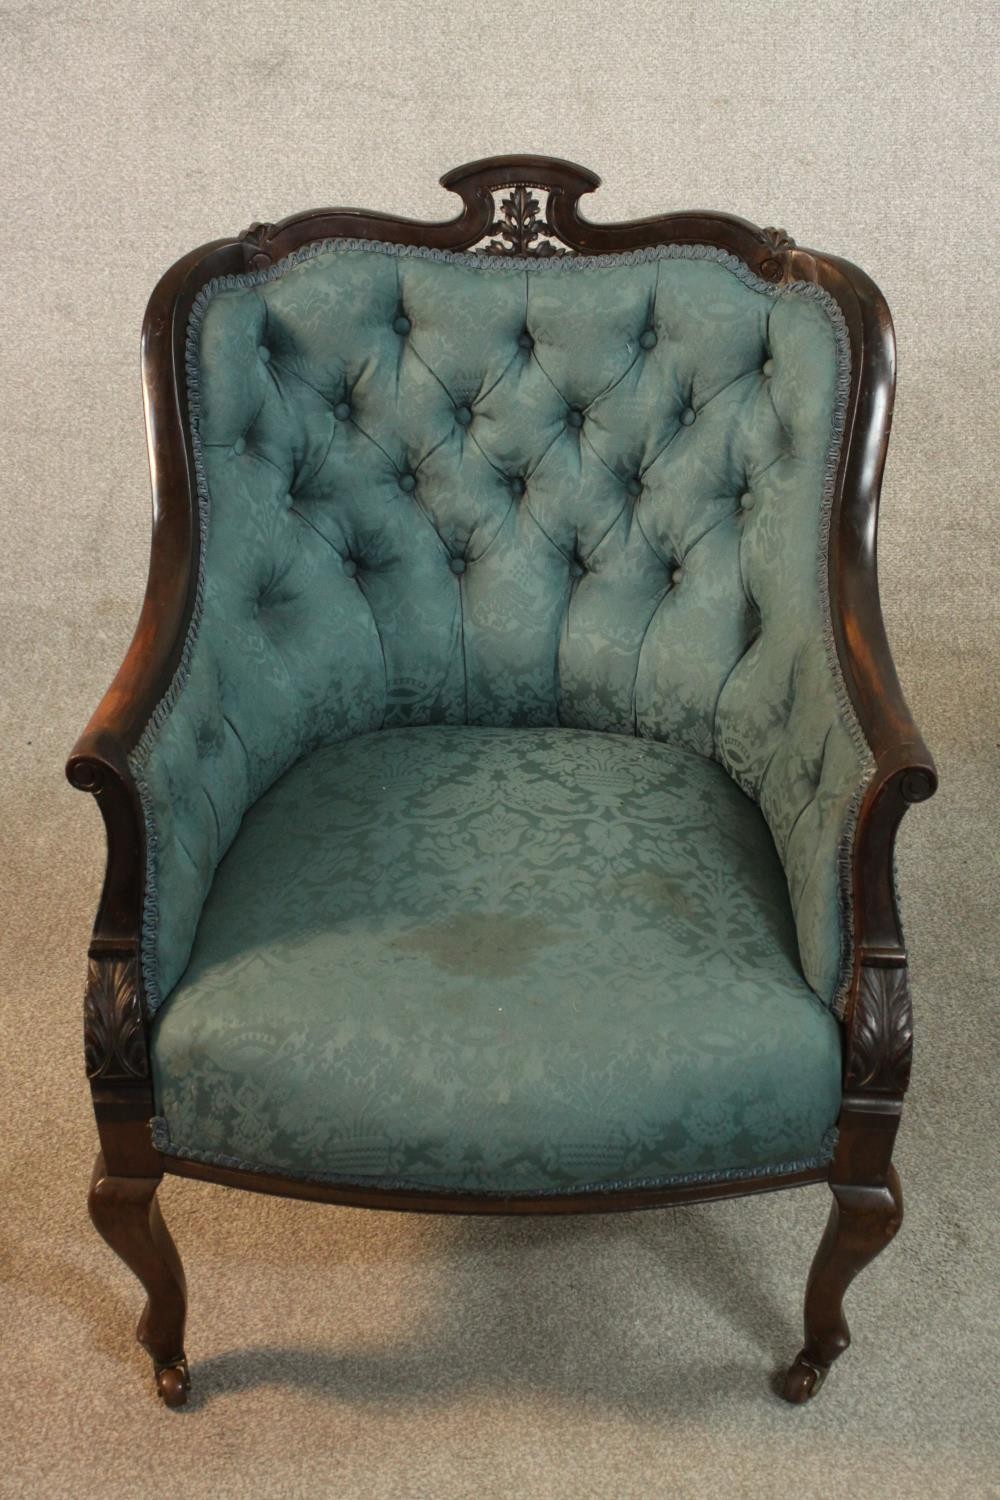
[151,727,842,1194]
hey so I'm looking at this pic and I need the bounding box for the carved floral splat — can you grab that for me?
[475,186,570,258]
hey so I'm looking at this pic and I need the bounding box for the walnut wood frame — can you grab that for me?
[67,155,936,1408]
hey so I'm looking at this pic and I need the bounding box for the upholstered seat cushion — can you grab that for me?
[150,725,842,1195]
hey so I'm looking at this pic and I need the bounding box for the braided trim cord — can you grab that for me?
[150,1115,837,1197]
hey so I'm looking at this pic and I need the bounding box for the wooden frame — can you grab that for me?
[67,155,936,1408]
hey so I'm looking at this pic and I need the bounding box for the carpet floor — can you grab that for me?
[1,2,997,1496]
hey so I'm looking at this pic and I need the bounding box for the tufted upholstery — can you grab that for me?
[133,241,871,1019]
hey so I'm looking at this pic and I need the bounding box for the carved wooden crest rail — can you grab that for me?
[238,156,805,288]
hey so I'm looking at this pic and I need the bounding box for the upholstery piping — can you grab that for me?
[128,238,870,1018]
[149,1115,837,1197]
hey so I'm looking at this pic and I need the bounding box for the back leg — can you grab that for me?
[88,1151,189,1406]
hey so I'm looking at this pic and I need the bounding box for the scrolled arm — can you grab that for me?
[821,251,938,976]
[773,249,937,1099]
[67,238,244,964]
[720,247,937,1022]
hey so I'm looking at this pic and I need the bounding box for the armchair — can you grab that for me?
[69,155,936,1408]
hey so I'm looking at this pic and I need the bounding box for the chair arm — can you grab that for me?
[67,237,240,986]
[753,248,937,1024]
[819,251,938,963]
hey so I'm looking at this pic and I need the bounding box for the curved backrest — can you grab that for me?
[134,238,871,1013]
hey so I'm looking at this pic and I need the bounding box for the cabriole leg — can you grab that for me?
[782,1164,902,1403]
[88,1151,190,1407]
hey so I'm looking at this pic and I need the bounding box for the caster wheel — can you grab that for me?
[781,1353,826,1404]
[156,1361,191,1408]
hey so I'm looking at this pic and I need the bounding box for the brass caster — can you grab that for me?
[155,1358,191,1408]
[781,1353,827,1404]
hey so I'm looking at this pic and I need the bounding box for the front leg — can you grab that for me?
[88,1152,190,1406]
[782,1164,902,1402]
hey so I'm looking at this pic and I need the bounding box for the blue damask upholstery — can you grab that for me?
[150,727,842,1194]
[132,239,872,1192]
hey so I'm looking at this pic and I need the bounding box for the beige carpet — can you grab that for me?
[1,2,997,1495]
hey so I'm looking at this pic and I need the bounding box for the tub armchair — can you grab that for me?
[69,155,936,1408]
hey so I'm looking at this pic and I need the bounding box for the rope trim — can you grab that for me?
[129,237,871,1017]
[149,1115,836,1197]
[805,282,876,1017]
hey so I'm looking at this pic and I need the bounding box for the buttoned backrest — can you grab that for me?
[135,242,869,1013]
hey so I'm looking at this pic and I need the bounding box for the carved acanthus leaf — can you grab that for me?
[475,187,570,258]
[846,966,912,1094]
[761,226,795,251]
[84,956,148,1081]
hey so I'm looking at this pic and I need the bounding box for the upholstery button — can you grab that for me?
[233,437,246,455]
[398,472,416,492]
[518,331,534,350]
[333,401,351,421]
[571,561,585,578]
[342,558,357,578]
[639,329,657,350]
[393,315,411,335]
[680,407,696,426]
[455,404,473,427]
[741,491,755,510]
[566,408,584,429]
[510,476,526,497]
[671,567,683,585]
[627,477,642,497]
[284,492,294,508]
[258,346,271,363]
[449,556,466,574]
[762,358,774,375]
